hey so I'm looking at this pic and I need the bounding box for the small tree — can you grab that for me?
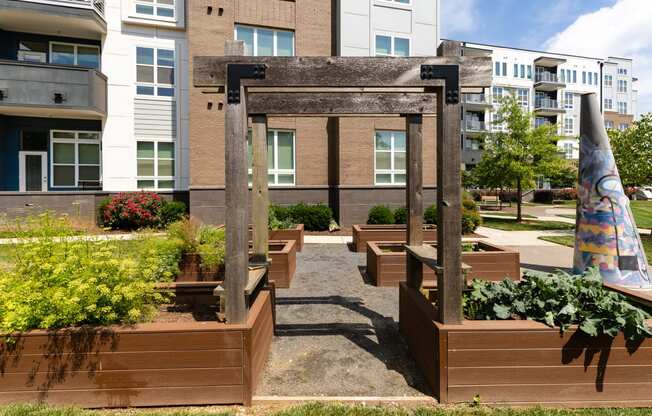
[472,95,564,221]
[608,113,652,188]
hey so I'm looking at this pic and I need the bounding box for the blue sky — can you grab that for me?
[440,0,652,115]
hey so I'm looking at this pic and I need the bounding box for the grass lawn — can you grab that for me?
[539,235,652,264]
[529,201,652,229]
[4,403,652,416]
[480,212,537,219]
[481,217,575,231]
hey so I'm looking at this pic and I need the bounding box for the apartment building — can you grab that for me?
[189,0,440,225]
[0,0,187,216]
[456,41,638,168]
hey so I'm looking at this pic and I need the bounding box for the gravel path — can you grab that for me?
[256,244,430,397]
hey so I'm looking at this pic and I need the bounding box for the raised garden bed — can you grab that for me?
[0,290,274,408]
[177,253,222,282]
[367,241,520,287]
[249,224,304,252]
[267,239,297,289]
[399,283,652,406]
[352,224,437,252]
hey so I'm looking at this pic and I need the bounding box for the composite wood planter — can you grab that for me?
[177,253,223,282]
[267,239,297,289]
[0,290,274,408]
[352,224,437,252]
[367,241,520,287]
[249,224,305,252]
[399,283,652,406]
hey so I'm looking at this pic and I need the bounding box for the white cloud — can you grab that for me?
[543,0,652,116]
[440,0,477,37]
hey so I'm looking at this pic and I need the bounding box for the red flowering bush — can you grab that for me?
[99,192,164,230]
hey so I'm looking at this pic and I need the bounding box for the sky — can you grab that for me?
[440,0,652,116]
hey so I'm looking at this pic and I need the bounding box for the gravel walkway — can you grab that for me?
[256,244,430,398]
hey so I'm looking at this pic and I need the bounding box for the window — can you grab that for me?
[560,69,565,83]
[563,142,573,159]
[527,65,532,80]
[516,88,528,107]
[235,25,295,56]
[619,123,629,131]
[520,64,525,79]
[136,47,175,97]
[135,0,175,18]
[604,98,613,110]
[50,42,100,69]
[50,131,101,188]
[618,101,627,114]
[564,92,573,109]
[582,71,586,84]
[18,41,47,63]
[375,34,409,57]
[494,61,507,76]
[247,130,295,186]
[492,86,503,103]
[563,117,574,135]
[514,63,518,78]
[618,68,628,75]
[617,79,628,93]
[605,74,613,86]
[605,120,614,129]
[572,70,577,83]
[374,131,405,185]
[594,73,598,85]
[136,141,175,190]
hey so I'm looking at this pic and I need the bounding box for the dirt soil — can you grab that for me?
[256,243,430,397]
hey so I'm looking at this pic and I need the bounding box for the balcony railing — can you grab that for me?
[535,98,560,110]
[463,93,490,105]
[465,119,487,132]
[20,0,105,17]
[535,72,560,83]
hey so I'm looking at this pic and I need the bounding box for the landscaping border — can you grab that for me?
[352,224,437,252]
[268,239,297,289]
[0,290,274,407]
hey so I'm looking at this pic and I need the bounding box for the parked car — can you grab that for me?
[635,187,652,200]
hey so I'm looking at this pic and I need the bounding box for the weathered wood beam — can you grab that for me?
[247,92,438,115]
[436,40,463,325]
[251,114,269,264]
[224,40,249,324]
[194,56,491,88]
[406,114,424,246]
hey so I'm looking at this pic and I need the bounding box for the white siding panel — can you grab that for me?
[134,98,177,138]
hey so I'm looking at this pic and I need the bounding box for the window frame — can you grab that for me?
[617,79,628,93]
[49,41,100,69]
[247,129,296,187]
[604,98,613,110]
[563,117,574,135]
[134,0,175,20]
[618,101,627,114]
[374,130,406,186]
[564,91,573,109]
[374,32,411,57]
[604,74,613,87]
[235,24,295,57]
[136,139,176,191]
[50,130,102,189]
[516,88,529,108]
[135,46,176,98]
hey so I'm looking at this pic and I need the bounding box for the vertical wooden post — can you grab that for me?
[405,114,424,289]
[436,41,463,324]
[251,114,269,264]
[224,40,249,324]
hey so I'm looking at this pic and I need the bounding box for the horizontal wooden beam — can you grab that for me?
[247,92,438,115]
[194,56,492,89]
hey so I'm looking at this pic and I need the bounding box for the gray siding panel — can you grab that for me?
[134,98,177,138]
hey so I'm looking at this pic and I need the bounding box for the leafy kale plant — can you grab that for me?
[463,268,652,341]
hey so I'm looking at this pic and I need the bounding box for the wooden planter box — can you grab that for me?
[177,253,223,282]
[352,224,437,252]
[399,283,652,406]
[367,241,520,287]
[249,224,305,252]
[267,239,297,289]
[0,290,274,408]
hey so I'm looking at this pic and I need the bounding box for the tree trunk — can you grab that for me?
[516,178,522,222]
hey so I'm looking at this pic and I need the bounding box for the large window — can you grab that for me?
[563,142,573,160]
[135,0,174,18]
[563,117,574,135]
[50,131,101,188]
[235,25,294,56]
[374,131,405,185]
[605,120,614,129]
[492,86,503,104]
[136,47,175,97]
[617,79,628,93]
[604,74,613,86]
[564,92,573,109]
[494,61,507,76]
[136,140,175,190]
[247,130,295,186]
[375,34,410,57]
[618,101,628,114]
[516,88,528,108]
[604,98,613,110]
[50,42,100,69]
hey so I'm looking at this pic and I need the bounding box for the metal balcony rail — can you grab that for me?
[463,93,490,105]
[535,97,559,109]
[21,0,105,17]
[535,72,559,83]
[465,119,486,131]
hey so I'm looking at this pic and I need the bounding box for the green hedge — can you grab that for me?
[270,203,333,231]
[367,205,395,224]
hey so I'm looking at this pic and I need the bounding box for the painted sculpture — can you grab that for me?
[573,93,650,287]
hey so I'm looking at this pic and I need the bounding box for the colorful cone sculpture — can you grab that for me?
[573,93,650,287]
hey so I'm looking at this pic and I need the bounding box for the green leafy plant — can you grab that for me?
[393,207,408,225]
[424,205,438,225]
[367,205,395,225]
[273,203,332,231]
[268,206,296,230]
[464,268,652,341]
[0,212,83,239]
[159,200,187,226]
[99,192,187,230]
[167,218,225,268]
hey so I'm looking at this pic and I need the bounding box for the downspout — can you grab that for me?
[599,61,604,114]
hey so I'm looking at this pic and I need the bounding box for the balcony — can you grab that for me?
[0,0,106,39]
[534,98,564,116]
[0,59,107,118]
[534,70,565,91]
[463,119,488,137]
[462,93,492,110]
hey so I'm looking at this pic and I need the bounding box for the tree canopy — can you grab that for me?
[608,114,652,187]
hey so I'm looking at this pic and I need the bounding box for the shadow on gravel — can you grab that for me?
[274,295,430,395]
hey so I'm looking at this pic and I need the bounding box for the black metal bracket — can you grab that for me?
[420,64,459,104]
[227,63,266,104]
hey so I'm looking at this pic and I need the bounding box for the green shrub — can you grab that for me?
[393,207,407,224]
[461,208,482,234]
[0,233,180,335]
[268,206,295,230]
[533,190,554,204]
[464,268,652,342]
[167,219,225,268]
[367,205,395,225]
[424,205,438,225]
[286,203,333,231]
[99,192,164,230]
[160,200,187,226]
[0,212,82,239]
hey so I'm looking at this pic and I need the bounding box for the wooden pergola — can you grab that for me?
[194,40,491,325]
